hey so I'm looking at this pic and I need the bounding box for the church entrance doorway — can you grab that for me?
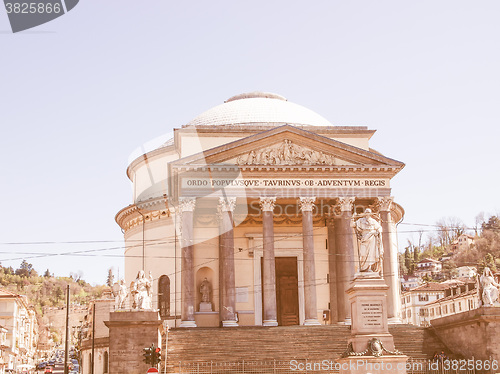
[275,257,299,326]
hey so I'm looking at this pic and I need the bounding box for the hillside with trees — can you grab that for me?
[400,213,500,279]
[0,260,110,316]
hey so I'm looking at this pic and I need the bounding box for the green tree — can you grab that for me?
[106,268,114,287]
[404,248,412,275]
[398,252,407,275]
[478,253,497,274]
[15,260,34,277]
[442,259,458,279]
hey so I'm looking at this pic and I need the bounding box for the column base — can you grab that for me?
[303,319,321,326]
[222,320,239,327]
[179,320,197,328]
[343,318,352,325]
[263,320,278,327]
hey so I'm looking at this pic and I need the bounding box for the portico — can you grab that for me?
[115,92,405,328]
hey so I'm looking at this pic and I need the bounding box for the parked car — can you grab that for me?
[37,362,47,370]
[44,367,53,374]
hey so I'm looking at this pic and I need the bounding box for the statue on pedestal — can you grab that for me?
[112,279,128,310]
[199,277,213,312]
[131,270,153,310]
[480,267,499,307]
[352,208,384,274]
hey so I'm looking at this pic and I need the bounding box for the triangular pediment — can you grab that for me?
[170,125,404,170]
[228,139,351,166]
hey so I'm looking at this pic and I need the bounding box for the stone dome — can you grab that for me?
[186,92,332,127]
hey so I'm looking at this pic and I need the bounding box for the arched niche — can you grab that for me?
[158,275,171,319]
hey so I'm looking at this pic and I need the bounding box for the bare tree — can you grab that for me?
[435,217,466,249]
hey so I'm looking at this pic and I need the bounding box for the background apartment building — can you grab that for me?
[0,290,38,372]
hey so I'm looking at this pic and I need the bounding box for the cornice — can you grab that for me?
[241,214,325,226]
[115,197,171,232]
[171,164,403,175]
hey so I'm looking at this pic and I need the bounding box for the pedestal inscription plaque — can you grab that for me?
[360,302,383,328]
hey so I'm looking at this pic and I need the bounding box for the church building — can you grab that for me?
[115,92,405,328]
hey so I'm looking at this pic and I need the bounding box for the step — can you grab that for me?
[163,324,448,372]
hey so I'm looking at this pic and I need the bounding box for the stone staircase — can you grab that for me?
[163,324,448,372]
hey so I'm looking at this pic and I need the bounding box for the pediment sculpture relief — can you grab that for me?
[236,139,337,166]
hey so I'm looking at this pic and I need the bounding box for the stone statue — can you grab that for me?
[352,208,384,273]
[112,279,128,310]
[200,278,211,303]
[198,277,213,311]
[131,270,153,310]
[480,267,499,306]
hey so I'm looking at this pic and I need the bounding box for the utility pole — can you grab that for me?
[64,284,70,374]
[91,303,95,374]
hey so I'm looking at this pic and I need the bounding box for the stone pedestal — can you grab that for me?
[104,311,162,374]
[339,273,407,374]
[348,273,394,352]
[199,302,212,312]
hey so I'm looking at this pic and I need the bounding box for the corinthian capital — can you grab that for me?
[259,197,276,212]
[218,197,236,213]
[378,196,394,212]
[299,197,316,212]
[178,197,196,212]
[337,197,354,212]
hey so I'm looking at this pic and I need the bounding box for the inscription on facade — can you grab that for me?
[360,302,383,328]
[182,178,389,189]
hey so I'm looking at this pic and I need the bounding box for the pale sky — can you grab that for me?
[1,1,499,284]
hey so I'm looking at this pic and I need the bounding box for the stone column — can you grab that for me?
[335,197,355,324]
[327,217,338,323]
[179,198,197,327]
[378,196,402,323]
[299,197,321,325]
[218,197,238,327]
[260,197,278,326]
